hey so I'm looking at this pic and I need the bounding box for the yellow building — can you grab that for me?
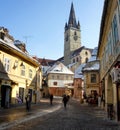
[0,27,41,108]
[97,0,120,121]
[83,47,100,103]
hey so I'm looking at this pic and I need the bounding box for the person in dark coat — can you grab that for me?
[49,94,53,105]
[62,94,68,109]
[25,92,31,111]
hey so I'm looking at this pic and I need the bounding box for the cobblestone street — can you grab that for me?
[1,98,119,130]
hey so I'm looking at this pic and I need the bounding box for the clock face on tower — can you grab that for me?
[74,35,78,41]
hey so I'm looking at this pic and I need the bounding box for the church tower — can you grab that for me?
[64,2,81,65]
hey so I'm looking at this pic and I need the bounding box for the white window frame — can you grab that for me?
[4,57,10,72]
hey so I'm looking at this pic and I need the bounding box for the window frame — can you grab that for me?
[4,57,10,72]
[90,74,97,83]
[21,65,25,76]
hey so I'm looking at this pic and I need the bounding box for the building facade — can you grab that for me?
[73,63,85,101]
[0,27,41,108]
[47,62,74,96]
[97,0,120,121]
[83,47,100,98]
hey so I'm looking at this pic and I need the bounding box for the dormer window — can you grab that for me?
[0,32,4,40]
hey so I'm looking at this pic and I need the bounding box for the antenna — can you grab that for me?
[23,35,33,44]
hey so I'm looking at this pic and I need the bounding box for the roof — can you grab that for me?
[0,39,39,66]
[82,61,100,72]
[71,46,93,57]
[68,2,77,28]
[71,46,85,57]
[47,62,74,75]
[83,47,100,71]
[74,63,85,79]
[88,47,98,62]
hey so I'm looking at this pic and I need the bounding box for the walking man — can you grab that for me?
[62,94,68,109]
[49,94,53,105]
[25,91,31,111]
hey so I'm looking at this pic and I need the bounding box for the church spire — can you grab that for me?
[68,2,77,28]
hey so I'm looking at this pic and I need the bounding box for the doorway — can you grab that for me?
[1,85,11,108]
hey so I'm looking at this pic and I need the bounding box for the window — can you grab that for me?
[4,58,10,72]
[0,32,4,40]
[29,69,32,78]
[85,58,88,63]
[108,31,113,56]
[85,51,88,55]
[74,31,77,35]
[66,75,68,80]
[118,0,120,23]
[112,14,119,46]
[21,65,25,76]
[76,57,79,62]
[52,75,54,79]
[57,75,59,79]
[53,82,57,85]
[73,59,75,63]
[91,74,96,83]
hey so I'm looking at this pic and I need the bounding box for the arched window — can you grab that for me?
[74,31,77,35]
[85,51,88,55]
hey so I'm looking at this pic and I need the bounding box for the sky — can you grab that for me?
[0,0,104,60]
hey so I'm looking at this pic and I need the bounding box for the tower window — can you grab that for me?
[74,31,77,35]
[85,58,88,63]
[85,51,88,55]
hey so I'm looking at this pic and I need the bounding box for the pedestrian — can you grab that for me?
[62,94,68,109]
[16,94,22,104]
[49,94,53,105]
[25,91,31,111]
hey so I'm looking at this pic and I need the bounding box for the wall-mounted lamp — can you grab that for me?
[13,60,18,69]
[20,62,24,66]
